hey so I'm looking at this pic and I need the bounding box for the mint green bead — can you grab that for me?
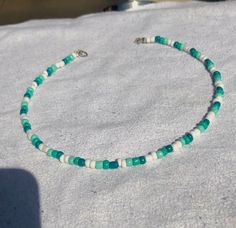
[47,149,53,157]
[132,157,140,166]
[21,101,28,107]
[126,158,133,167]
[214,86,224,97]
[156,150,165,159]
[197,125,205,133]
[30,134,39,141]
[212,71,221,82]
[21,118,29,125]
[103,160,110,169]
[73,157,80,165]
[95,161,103,169]
[161,147,168,156]
[180,137,186,146]
[34,75,44,85]
[210,101,221,114]
[68,156,75,165]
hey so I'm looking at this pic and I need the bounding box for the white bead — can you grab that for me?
[121,159,127,168]
[59,154,65,163]
[150,151,157,160]
[183,46,191,53]
[145,154,153,163]
[27,131,33,140]
[146,37,151,43]
[90,160,96,169]
[64,155,70,163]
[72,53,77,58]
[214,81,224,88]
[20,113,27,120]
[167,39,172,46]
[209,67,217,74]
[205,111,215,122]
[85,159,91,168]
[170,40,175,47]
[116,158,122,167]
[38,144,49,153]
[199,54,208,63]
[23,97,30,103]
[32,81,38,88]
[41,71,48,80]
[55,61,65,69]
[190,128,201,139]
[172,140,182,152]
[151,36,155,43]
[31,84,37,91]
[213,96,223,103]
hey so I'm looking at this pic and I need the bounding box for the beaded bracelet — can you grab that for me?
[20,35,224,170]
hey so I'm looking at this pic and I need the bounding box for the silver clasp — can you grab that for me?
[75,50,88,57]
[134,37,146,44]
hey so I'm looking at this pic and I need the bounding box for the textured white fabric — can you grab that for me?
[0,1,235,227]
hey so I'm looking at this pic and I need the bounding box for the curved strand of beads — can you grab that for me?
[20,36,224,170]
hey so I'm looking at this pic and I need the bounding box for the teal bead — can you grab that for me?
[166,145,173,153]
[139,156,146,165]
[214,86,224,97]
[156,150,165,159]
[197,119,210,132]
[155,36,167,44]
[68,156,75,165]
[63,54,74,65]
[95,161,103,169]
[47,149,53,157]
[126,158,133,167]
[190,48,201,59]
[23,122,31,132]
[109,161,119,169]
[78,158,86,167]
[204,59,214,70]
[34,75,44,85]
[212,71,221,82]
[20,106,28,115]
[73,157,81,165]
[103,160,110,169]
[51,150,64,159]
[210,101,221,114]
[161,147,168,156]
[174,41,185,51]
[47,65,57,76]
[182,133,193,145]
[180,137,186,146]
[24,87,34,98]
[132,157,140,166]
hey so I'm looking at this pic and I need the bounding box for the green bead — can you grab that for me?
[174,41,185,51]
[47,149,53,157]
[214,86,224,97]
[126,158,133,167]
[180,137,186,146]
[197,119,210,132]
[47,65,57,76]
[24,87,34,98]
[103,160,110,169]
[95,161,103,169]
[161,147,168,156]
[51,150,64,159]
[34,75,44,85]
[155,36,167,44]
[73,157,80,165]
[139,156,146,165]
[204,59,214,71]
[156,150,165,159]
[182,133,193,145]
[210,101,221,114]
[109,161,119,169]
[190,48,201,59]
[78,158,86,167]
[21,118,29,125]
[23,122,31,132]
[197,125,205,133]
[68,156,75,165]
[132,157,140,166]
[212,71,221,82]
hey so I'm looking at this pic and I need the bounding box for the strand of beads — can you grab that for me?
[20,36,224,170]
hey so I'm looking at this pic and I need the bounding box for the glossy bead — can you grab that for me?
[125,158,133,167]
[139,156,146,165]
[156,150,165,159]
[103,160,110,169]
[132,157,140,166]
[212,71,221,82]
[174,41,185,51]
[204,59,214,70]
[95,161,103,169]
[190,48,201,59]
[214,86,224,97]
[109,161,119,169]
[210,101,221,114]
[78,158,86,167]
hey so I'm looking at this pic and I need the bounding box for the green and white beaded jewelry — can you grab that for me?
[20,35,224,170]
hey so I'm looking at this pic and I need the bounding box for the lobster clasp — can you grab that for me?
[134,37,146,44]
[75,50,88,57]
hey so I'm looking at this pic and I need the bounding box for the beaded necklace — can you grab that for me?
[20,35,224,170]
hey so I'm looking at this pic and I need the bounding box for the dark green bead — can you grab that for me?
[132,157,140,166]
[34,140,43,149]
[173,41,184,51]
[198,119,210,130]
[210,101,221,114]
[23,122,31,132]
[182,133,193,145]
[212,71,221,82]
[166,145,173,153]
[103,160,110,169]
[139,156,146,165]
[47,67,54,76]
[20,107,28,115]
[51,150,64,159]
[78,158,86,167]
[214,86,224,97]
[155,36,166,44]
[109,161,119,169]
[190,48,201,59]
